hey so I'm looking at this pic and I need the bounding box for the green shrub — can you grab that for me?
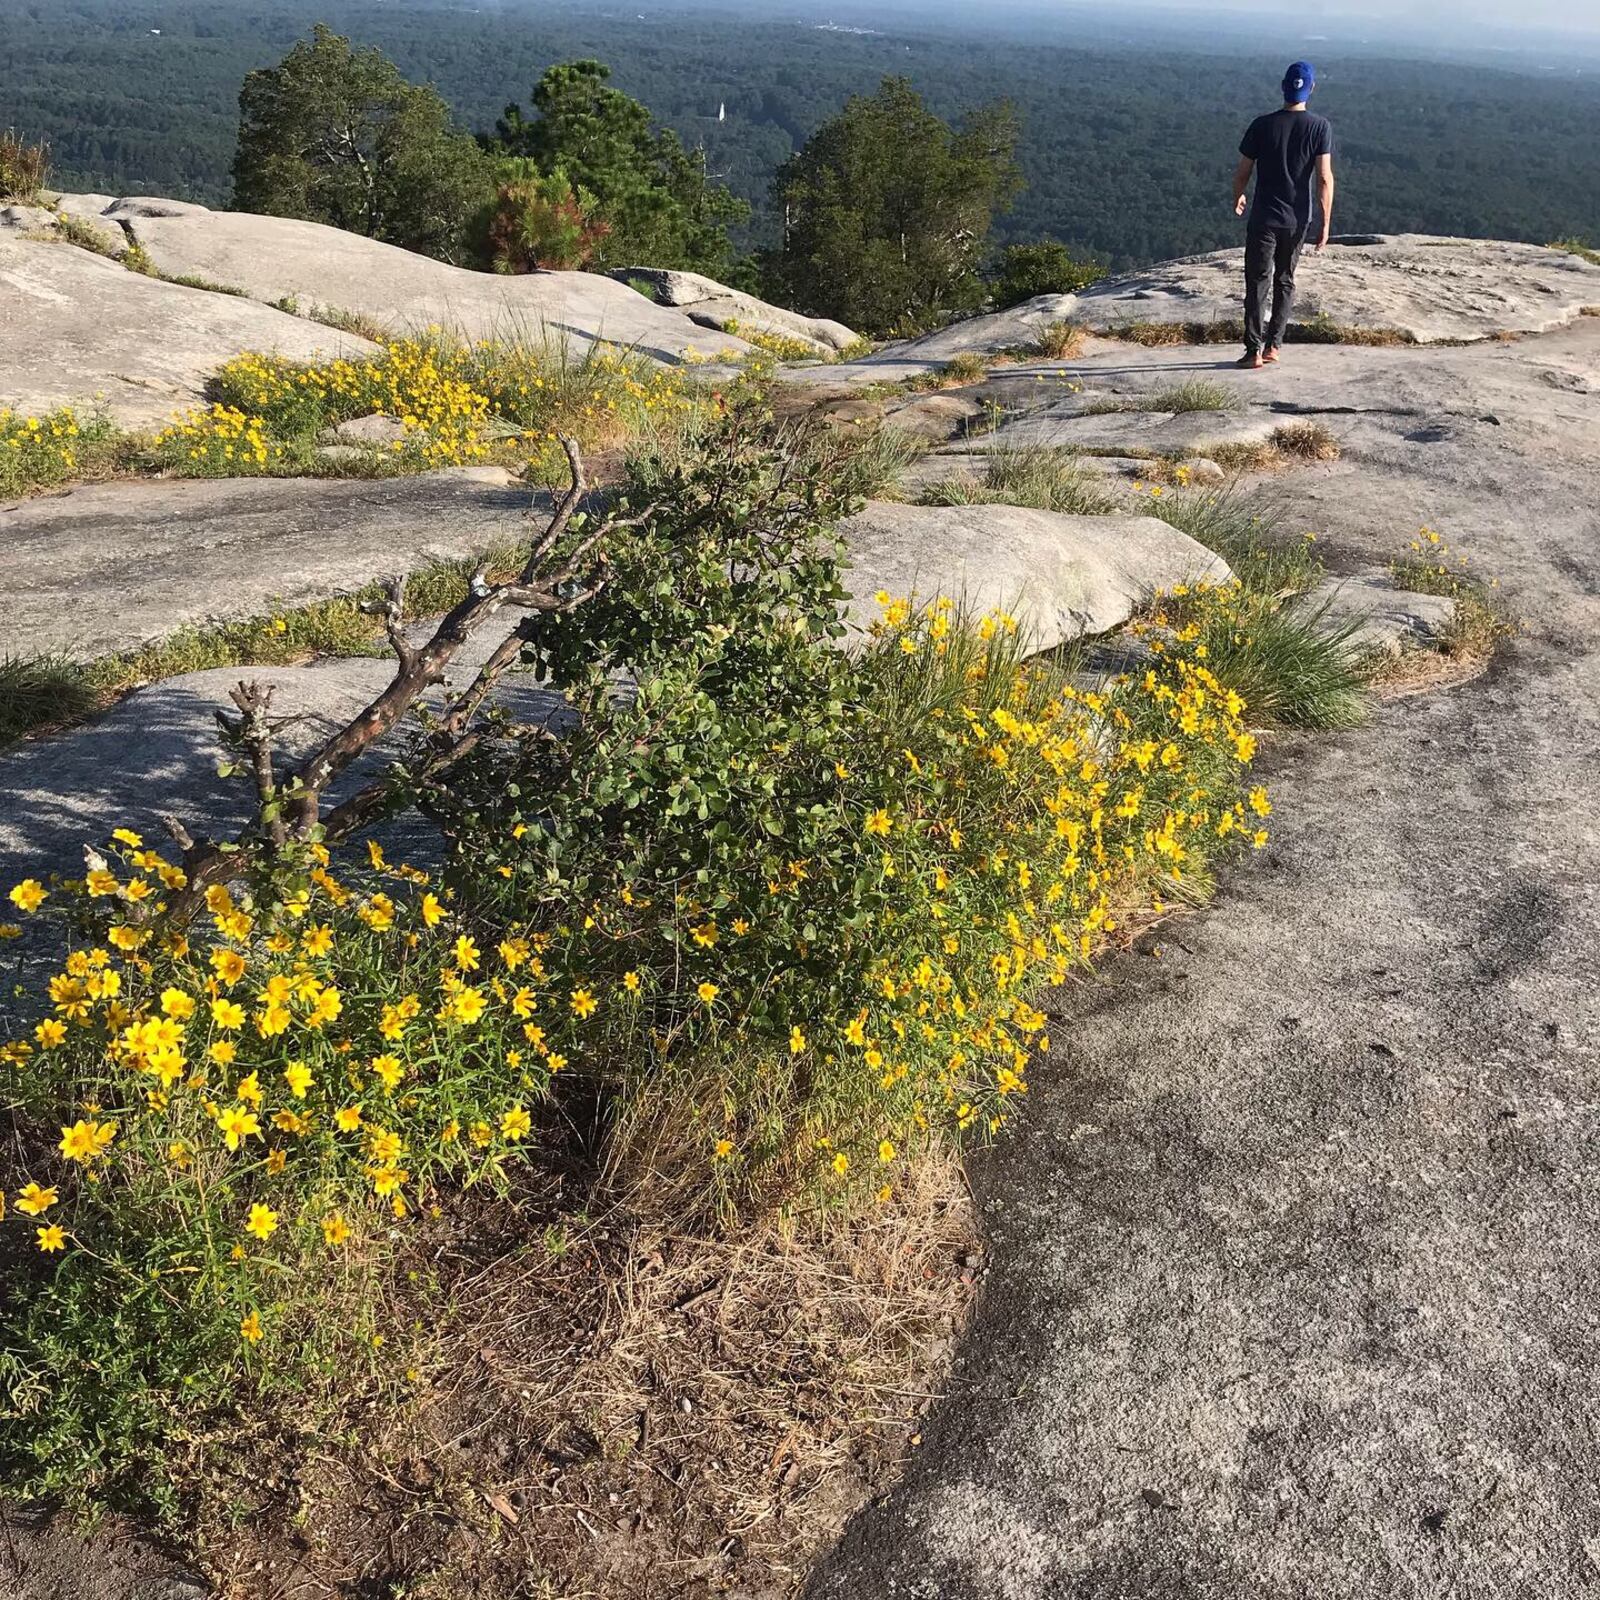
[480,161,611,272]
[429,410,1269,1203]
[1550,236,1600,267]
[992,240,1105,307]
[0,852,546,1507]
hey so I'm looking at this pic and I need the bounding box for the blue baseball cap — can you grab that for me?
[1283,61,1317,101]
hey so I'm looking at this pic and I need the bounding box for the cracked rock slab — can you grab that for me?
[611,265,859,354]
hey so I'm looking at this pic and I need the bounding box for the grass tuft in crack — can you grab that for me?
[922,444,1118,515]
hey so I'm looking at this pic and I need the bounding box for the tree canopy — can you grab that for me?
[490,60,748,277]
[766,77,1021,334]
[231,24,489,263]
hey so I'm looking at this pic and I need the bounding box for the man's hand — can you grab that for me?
[1314,230,1329,254]
[1232,155,1255,221]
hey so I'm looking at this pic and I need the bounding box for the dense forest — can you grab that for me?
[3,0,1596,270]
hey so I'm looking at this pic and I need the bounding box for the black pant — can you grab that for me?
[1243,225,1307,353]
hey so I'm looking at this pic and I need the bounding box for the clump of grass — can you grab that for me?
[1110,319,1231,347]
[931,351,991,387]
[923,443,1118,515]
[161,271,249,297]
[1144,487,1324,596]
[120,241,156,276]
[1028,319,1086,360]
[0,654,101,743]
[1289,313,1412,347]
[1271,419,1340,461]
[1148,378,1239,414]
[0,128,49,202]
[1106,316,1411,348]
[1076,379,1239,418]
[1388,526,1514,664]
[1211,420,1342,475]
[1164,588,1369,730]
[307,304,392,343]
[830,423,927,501]
[834,335,876,362]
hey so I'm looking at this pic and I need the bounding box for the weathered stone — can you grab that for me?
[0,234,381,428]
[839,502,1231,651]
[0,204,56,233]
[50,191,120,219]
[871,237,1600,371]
[113,204,753,364]
[881,392,988,442]
[1293,570,1458,656]
[103,195,214,220]
[1186,456,1227,483]
[1,471,539,661]
[613,265,859,353]
[325,412,410,447]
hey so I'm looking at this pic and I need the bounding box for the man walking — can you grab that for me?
[1232,62,1335,368]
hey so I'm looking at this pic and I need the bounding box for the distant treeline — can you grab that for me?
[4,0,1597,270]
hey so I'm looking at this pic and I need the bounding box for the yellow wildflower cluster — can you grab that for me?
[769,585,1270,1173]
[217,341,494,468]
[720,319,823,363]
[151,404,283,475]
[0,404,86,495]
[1394,524,1497,594]
[0,835,622,1351]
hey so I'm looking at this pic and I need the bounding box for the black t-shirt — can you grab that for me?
[1241,109,1333,234]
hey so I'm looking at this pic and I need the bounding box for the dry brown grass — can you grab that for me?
[1367,587,1515,700]
[308,302,395,343]
[1025,319,1088,361]
[1210,420,1342,475]
[197,1153,979,1599]
[0,128,49,201]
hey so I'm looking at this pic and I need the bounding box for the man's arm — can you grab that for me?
[1233,155,1255,218]
[1313,152,1335,251]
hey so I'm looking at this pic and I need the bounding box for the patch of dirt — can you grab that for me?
[8,1152,979,1600]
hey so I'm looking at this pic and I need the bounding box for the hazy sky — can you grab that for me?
[879,0,1600,44]
[1131,0,1598,31]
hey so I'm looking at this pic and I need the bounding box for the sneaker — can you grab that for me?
[1263,347,1281,364]
[1236,350,1265,370]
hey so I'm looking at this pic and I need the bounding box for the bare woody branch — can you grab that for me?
[162,435,638,919]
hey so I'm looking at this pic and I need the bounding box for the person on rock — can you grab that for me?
[1232,62,1335,369]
